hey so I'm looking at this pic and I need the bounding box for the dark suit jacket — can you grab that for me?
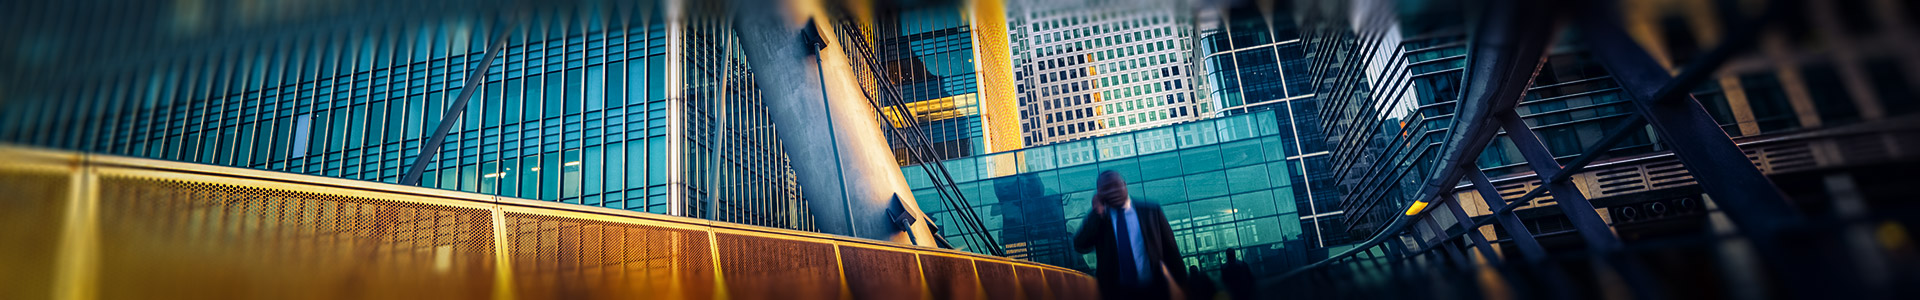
[1073,201,1186,298]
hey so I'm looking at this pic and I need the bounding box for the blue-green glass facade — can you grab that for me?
[1194,1,1346,247]
[0,0,813,231]
[870,2,988,164]
[903,110,1312,277]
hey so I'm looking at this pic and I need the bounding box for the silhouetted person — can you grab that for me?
[1221,250,1256,300]
[994,172,1077,269]
[1075,170,1186,300]
[1185,265,1218,300]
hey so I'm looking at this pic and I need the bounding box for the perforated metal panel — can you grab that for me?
[1015,266,1051,300]
[839,245,926,299]
[975,260,1020,299]
[504,211,714,299]
[0,160,69,300]
[93,175,498,299]
[715,233,843,300]
[919,254,982,299]
[0,146,1098,300]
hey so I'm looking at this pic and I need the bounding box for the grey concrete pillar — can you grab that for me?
[726,0,939,246]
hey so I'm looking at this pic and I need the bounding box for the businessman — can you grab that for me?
[1074,170,1186,300]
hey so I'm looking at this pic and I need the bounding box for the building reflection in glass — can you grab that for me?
[905,110,1315,277]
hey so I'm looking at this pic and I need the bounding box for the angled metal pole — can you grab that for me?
[1421,215,1472,271]
[1494,111,1621,253]
[401,20,511,186]
[1488,115,1644,211]
[1572,0,1799,236]
[1445,195,1504,265]
[1466,168,1548,262]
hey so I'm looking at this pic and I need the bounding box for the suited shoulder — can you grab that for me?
[1131,200,1165,211]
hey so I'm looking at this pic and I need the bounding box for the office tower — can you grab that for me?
[902,110,1315,277]
[848,0,1023,165]
[1193,0,1344,246]
[0,0,815,231]
[1008,0,1208,145]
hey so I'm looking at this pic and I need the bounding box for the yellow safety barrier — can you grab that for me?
[0,145,1097,300]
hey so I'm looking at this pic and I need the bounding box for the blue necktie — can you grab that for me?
[1113,210,1138,285]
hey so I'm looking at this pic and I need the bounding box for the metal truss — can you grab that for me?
[1271,0,1812,298]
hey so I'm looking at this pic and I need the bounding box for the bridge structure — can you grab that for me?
[1267,0,1920,298]
[0,145,1095,300]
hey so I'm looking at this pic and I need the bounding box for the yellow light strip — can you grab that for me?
[1404,200,1431,216]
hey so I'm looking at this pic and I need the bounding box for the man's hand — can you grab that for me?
[1091,195,1108,216]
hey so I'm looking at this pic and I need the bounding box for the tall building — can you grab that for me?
[845,0,1023,165]
[0,0,815,231]
[1007,0,1208,145]
[1192,0,1344,246]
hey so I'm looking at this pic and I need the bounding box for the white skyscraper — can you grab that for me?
[1007,0,1208,145]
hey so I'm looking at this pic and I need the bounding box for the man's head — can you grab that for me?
[1096,170,1130,208]
[1226,250,1239,262]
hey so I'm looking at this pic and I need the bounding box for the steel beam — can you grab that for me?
[728,0,938,246]
[1495,111,1622,252]
[1572,0,1799,236]
[1445,195,1503,265]
[1491,115,1645,211]
[1466,168,1548,262]
[1421,216,1472,271]
[400,23,510,186]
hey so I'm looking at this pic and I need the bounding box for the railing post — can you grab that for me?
[489,206,516,300]
[52,155,100,300]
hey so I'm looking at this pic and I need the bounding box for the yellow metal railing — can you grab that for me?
[0,145,1096,300]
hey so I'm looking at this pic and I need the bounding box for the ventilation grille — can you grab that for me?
[1590,157,1694,198]
[1747,142,1816,174]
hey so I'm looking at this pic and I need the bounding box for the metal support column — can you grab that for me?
[1498,110,1662,300]
[1445,195,1503,265]
[1494,112,1621,252]
[1421,216,1472,271]
[727,0,938,246]
[1572,0,1799,236]
[1466,168,1547,262]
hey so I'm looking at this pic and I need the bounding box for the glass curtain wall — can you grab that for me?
[903,110,1312,278]
[0,0,813,231]
[868,2,987,165]
[1194,0,1344,247]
